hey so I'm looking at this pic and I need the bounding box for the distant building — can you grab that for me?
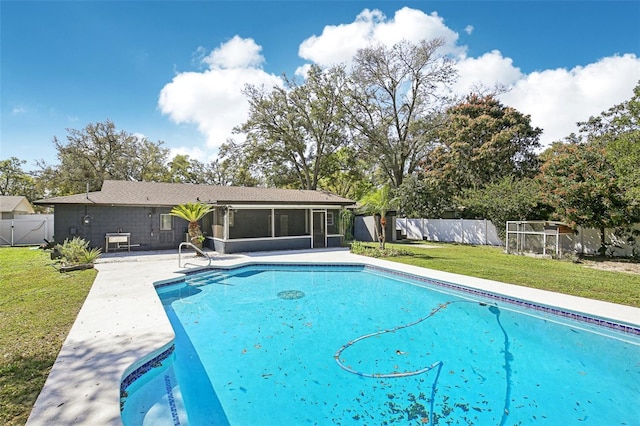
[0,196,35,219]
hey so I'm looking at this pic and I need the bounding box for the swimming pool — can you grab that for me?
[122,263,640,425]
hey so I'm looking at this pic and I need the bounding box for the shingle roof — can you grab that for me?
[34,180,354,206]
[0,196,35,213]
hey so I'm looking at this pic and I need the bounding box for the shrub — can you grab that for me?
[56,237,102,265]
[350,241,413,258]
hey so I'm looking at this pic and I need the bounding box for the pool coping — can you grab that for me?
[26,248,640,425]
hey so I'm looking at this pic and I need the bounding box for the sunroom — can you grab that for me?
[205,205,345,254]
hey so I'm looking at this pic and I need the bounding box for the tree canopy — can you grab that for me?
[0,157,42,201]
[578,82,640,205]
[537,142,634,251]
[345,38,456,187]
[36,120,170,195]
[424,93,542,193]
[230,65,350,190]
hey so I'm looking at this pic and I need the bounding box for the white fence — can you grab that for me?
[397,218,638,257]
[0,215,54,246]
[568,226,637,257]
[396,218,503,246]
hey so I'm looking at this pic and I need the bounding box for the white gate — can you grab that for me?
[0,215,54,246]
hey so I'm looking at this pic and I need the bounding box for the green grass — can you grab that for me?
[0,247,96,426]
[363,241,640,308]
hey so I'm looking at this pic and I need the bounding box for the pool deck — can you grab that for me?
[26,248,640,425]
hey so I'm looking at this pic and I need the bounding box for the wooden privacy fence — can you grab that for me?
[0,215,54,246]
[396,218,503,246]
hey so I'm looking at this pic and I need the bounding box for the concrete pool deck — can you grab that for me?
[26,248,640,425]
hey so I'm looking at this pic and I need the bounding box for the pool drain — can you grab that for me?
[277,290,306,300]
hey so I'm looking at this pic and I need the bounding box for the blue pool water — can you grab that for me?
[122,264,640,425]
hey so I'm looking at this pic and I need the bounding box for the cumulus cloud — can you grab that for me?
[452,51,640,147]
[298,7,465,68]
[169,145,211,163]
[499,54,640,146]
[159,6,640,155]
[158,36,282,151]
[202,35,265,69]
[295,7,640,148]
[454,50,524,94]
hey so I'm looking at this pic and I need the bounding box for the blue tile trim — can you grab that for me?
[120,344,175,410]
[361,264,640,336]
[155,263,640,336]
[164,374,181,426]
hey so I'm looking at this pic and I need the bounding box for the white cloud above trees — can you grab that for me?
[499,54,640,145]
[158,36,282,152]
[297,7,464,68]
[158,7,640,153]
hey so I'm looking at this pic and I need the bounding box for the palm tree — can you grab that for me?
[170,202,213,250]
[359,185,395,249]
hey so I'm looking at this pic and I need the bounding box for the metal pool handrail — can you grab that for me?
[178,242,212,268]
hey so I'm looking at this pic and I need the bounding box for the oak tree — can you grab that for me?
[346,38,456,187]
[231,65,349,190]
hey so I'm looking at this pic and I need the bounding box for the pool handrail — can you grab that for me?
[178,242,212,268]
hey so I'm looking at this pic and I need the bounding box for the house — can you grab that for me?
[0,196,35,219]
[34,180,354,254]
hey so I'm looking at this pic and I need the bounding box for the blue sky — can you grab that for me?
[2,1,639,171]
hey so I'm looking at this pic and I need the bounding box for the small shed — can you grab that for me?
[0,196,35,219]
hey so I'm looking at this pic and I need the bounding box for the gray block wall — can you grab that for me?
[53,205,186,251]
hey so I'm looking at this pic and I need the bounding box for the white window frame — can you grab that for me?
[160,214,173,231]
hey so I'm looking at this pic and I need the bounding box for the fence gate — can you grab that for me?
[0,215,54,246]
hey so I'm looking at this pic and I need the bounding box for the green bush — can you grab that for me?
[56,237,102,265]
[350,241,413,258]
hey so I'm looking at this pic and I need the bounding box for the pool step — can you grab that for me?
[186,271,228,286]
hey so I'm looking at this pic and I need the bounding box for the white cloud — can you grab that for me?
[12,106,27,115]
[454,50,524,94]
[453,51,640,147]
[159,7,640,157]
[158,36,283,152]
[296,7,640,149]
[168,146,213,163]
[499,54,640,146]
[298,7,465,67]
[202,35,265,69]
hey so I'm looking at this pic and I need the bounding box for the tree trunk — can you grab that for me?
[379,216,387,249]
[599,226,607,256]
[188,221,203,251]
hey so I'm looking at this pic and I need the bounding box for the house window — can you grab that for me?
[327,212,334,226]
[160,214,172,231]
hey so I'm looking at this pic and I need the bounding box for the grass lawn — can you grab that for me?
[368,241,640,308]
[0,247,96,426]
